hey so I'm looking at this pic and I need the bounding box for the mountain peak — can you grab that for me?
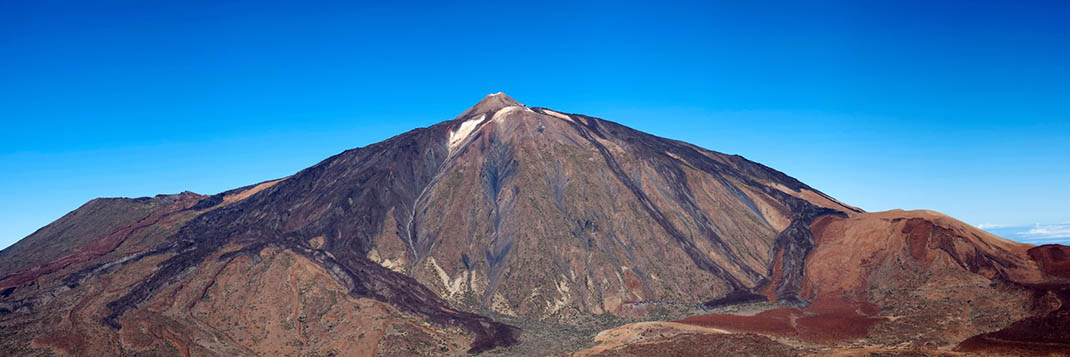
[457,92,524,119]
[5,93,1066,356]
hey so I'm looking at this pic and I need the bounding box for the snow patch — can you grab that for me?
[447,114,485,150]
[492,106,521,122]
[543,109,573,122]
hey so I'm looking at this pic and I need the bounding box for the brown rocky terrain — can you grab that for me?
[574,210,1070,356]
[1,93,1066,356]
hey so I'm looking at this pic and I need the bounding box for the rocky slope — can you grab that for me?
[576,210,1070,355]
[1,93,1066,356]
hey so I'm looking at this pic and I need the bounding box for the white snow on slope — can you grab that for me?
[492,106,521,122]
[542,109,574,122]
[448,114,485,150]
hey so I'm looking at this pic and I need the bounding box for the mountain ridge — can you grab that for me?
[1,94,1067,356]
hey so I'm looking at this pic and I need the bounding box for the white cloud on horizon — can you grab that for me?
[1015,237,1070,244]
[1016,223,1070,239]
[977,222,1070,245]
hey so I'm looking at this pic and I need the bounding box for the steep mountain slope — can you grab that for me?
[386,93,860,321]
[1,93,1066,356]
[578,210,1070,355]
[0,197,169,274]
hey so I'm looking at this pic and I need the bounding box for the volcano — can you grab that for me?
[2,93,1067,356]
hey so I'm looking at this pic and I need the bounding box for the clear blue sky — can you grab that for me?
[2,0,1068,249]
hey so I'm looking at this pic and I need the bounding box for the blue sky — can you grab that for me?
[1,1,1068,249]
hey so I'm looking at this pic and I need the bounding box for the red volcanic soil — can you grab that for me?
[956,285,1070,354]
[1029,244,1070,279]
[0,195,201,291]
[902,218,933,263]
[676,296,885,344]
[957,245,1070,355]
[587,333,803,356]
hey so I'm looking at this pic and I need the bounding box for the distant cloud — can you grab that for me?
[1016,223,1070,239]
[980,222,1070,245]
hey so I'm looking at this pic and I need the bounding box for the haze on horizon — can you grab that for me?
[1,0,1068,249]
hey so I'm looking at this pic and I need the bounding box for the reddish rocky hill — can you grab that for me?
[653,210,1070,355]
[1,93,1065,356]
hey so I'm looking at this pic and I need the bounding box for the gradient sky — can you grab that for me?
[2,1,1068,249]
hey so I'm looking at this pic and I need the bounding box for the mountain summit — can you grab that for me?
[460,92,524,117]
[1,94,1068,356]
